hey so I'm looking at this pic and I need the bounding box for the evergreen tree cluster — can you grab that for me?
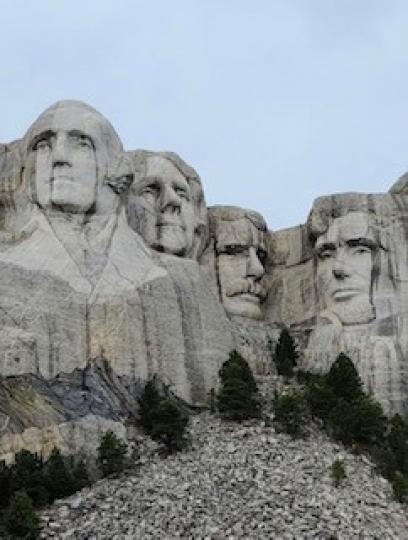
[296,351,408,502]
[0,448,91,538]
[216,350,261,421]
[138,379,189,453]
[302,353,387,447]
[97,431,128,477]
[273,388,309,438]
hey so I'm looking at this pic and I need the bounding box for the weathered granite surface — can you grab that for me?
[1,99,408,459]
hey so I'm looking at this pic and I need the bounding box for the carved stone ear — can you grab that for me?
[106,153,134,195]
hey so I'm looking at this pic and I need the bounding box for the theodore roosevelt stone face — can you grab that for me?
[315,212,377,325]
[211,207,267,319]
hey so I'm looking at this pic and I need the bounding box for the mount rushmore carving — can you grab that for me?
[0,99,407,460]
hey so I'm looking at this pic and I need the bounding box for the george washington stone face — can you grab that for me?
[23,100,124,215]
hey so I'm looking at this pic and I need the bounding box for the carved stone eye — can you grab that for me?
[319,250,334,260]
[175,187,189,200]
[34,138,51,151]
[354,246,371,255]
[140,185,158,197]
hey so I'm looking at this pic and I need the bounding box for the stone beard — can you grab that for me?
[211,208,267,320]
[315,211,378,326]
[129,154,199,257]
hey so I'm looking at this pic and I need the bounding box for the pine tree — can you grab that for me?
[72,460,90,491]
[388,414,408,476]
[150,399,189,453]
[0,461,12,509]
[273,327,298,380]
[330,459,347,487]
[5,490,41,539]
[11,450,49,507]
[217,350,261,421]
[326,353,364,402]
[44,448,75,501]
[273,389,308,438]
[219,350,258,393]
[97,431,128,477]
[138,378,162,434]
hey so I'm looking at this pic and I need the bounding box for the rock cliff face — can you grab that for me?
[1,99,408,459]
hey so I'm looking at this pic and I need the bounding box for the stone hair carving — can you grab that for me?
[126,150,208,259]
[208,205,268,320]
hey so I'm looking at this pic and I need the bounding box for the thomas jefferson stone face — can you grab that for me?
[315,212,377,325]
[215,213,267,319]
[130,155,196,256]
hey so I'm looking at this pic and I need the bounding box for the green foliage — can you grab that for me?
[330,459,346,487]
[273,389,309,438]
[5,491,40,539]
[328,397,386,446]
[72,460,90,491]
[325,353,364,402]
[0,461,13,509]
[219,350,258,393]
[97,431,128,477]
[299,353,404,500]
[138,377,189,453]
[391,471,408,503]
[44,448,75,501]
[302,354,386,447]
[305,376,337,425]
[217,351,261,421]
[372,414,408,502]
[138,378,162,434]
[388,414,408,475]
[11,450,48,508]
[273,327,298,380]
[150,399,189,453]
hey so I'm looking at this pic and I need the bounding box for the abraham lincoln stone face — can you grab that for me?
[315,212,377,325]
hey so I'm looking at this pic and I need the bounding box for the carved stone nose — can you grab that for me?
[333,266,348,279]
[160,185,180,212]
[247,248,264,280]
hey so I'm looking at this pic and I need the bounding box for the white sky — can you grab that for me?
[1,0,408,230]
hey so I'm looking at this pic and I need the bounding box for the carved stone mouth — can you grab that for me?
[157,220,185,230]
[230,292,261,303]
[332,288,360,301]
[52,175,73,183]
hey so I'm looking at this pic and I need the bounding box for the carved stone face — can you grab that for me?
[23,101,123,215]
[215,216,267,319]
[130,155,196,256]
[315,212,377,325]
